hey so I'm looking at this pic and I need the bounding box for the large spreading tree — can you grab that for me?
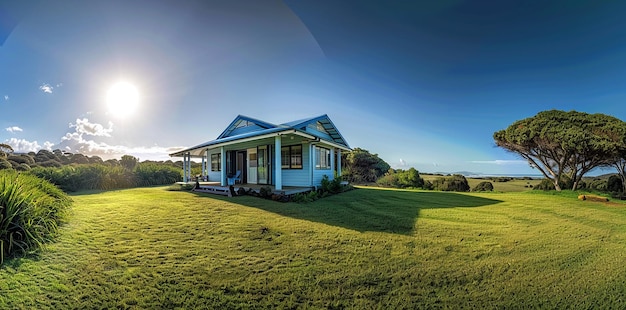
[494,110,626,191]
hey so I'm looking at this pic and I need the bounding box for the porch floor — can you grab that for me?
[177,181,313,197]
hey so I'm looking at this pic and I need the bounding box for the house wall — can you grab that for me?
[312,144,335,187]
[206,149,221,182]
[203,135,315,187]
[281,142,311,187]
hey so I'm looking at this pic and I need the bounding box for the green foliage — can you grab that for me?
[320,174,343,194]
[0,143,13,158]
[377,168,424,188]
[494,110,626,191]
[120,155,138,171]
[341,148,390,183]
[134,162,182,187]
[607,175,623,193]
[291,191,319,203]
[0,159,11,170]
[0,170,71,264]
[259,186,273,199]
[431,174,470,192]
[473,181,494,192]
[30,162,182,192]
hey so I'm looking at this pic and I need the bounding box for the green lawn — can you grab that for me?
[1,187,626,308]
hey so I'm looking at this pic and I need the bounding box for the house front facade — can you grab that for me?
[169,114,350,190]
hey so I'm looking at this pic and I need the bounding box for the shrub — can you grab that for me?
[432,175,470,192]
[292,191,319,203]
[259,186,273,199]
[607,175,623,193]
[320,174,343,194]
[0,170,71,264]
[533,179,556,191]
[0,159,12,170]
[473,181,494,192]
[376,168,424,189]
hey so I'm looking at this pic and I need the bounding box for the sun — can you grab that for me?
[106,81,139,119]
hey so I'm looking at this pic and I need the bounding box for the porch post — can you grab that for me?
[186,152,191,182]
[220,146,226,186]
[205,149,209,177]
[201,155,205,179]
[183,153,186,182]
[337,149,342,177]
[330,147,335,177]
[275,135,282,190]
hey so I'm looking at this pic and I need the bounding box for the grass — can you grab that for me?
[1,186,626,308]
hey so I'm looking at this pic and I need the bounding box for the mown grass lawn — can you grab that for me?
[1,186,626,309]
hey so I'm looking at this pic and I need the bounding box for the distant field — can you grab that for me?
[1,186,625,308]
[422,174,543,192]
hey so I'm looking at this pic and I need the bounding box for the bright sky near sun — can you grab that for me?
[2,1,626,176]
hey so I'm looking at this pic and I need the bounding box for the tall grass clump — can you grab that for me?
[0,170,71,264]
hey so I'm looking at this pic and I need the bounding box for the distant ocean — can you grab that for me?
[465,173,545,179]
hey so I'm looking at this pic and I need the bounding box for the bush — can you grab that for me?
[320,174,343,194]
[473,181,494,192]
[432,175,470,192]
[376,168,424,189]
[533,179,556,191]
[292,191,319,203]
[0,170,71,264]
[607,175,623,192]
[259,186,273,199]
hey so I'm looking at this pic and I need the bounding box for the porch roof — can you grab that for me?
[170,114,351,158]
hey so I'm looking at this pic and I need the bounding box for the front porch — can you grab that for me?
[177,181,313,197]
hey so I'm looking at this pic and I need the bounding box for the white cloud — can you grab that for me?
[4,117,176,161]
[398,158,407,167]
[3,95,8,101]
[4,138,53,153]
[43,141,54,150]
[470,160,528,165]
[5,126,23,133]
[39,83,54,93]
[66,118,113,137]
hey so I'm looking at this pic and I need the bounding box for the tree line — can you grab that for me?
[0,147,182,192]
[494,110,626,192]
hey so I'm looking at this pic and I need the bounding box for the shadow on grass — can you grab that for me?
[196,187,503,235]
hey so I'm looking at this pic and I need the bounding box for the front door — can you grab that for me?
[247,148,257,184]
[236,151,246,184]
[257,145,268,184]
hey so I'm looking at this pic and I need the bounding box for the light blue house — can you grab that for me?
[169,114,350,190]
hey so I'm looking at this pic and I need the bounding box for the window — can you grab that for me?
[315,146,331,170]
[281,145,302,169]
[211,153,221,171]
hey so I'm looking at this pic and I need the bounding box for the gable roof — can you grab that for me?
[170,114,350,157]
[217,115,277,139]
[281,114,349,148]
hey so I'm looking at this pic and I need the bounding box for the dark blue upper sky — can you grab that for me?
[2,0,626,175]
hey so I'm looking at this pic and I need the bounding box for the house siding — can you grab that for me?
[281,142,311,187]
[203,136,314,187]
[312,144,335,187]
[206,149,221,182]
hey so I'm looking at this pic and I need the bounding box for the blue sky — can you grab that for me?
[2,1,626,175]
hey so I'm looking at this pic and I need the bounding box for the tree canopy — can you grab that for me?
[494,110,626,191]
[341,148,390,183]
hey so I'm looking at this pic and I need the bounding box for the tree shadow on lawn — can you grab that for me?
[198,188,503,235]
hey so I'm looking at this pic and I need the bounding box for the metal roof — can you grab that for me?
[170,114,350,157]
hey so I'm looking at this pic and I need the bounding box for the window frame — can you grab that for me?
[315,146,331,170]
[210,153,221,172]
[280,144,303,170]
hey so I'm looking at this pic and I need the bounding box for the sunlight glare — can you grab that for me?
[106,81,139,119]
